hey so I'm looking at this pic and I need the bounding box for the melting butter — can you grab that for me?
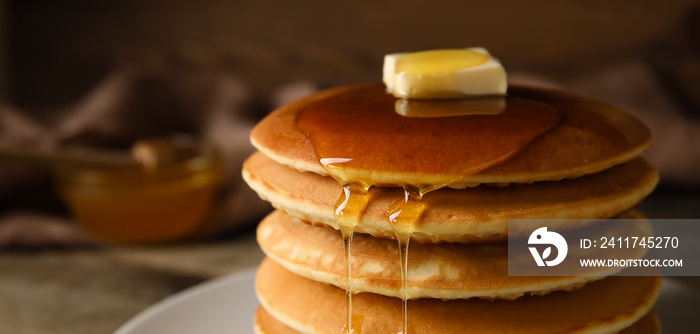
[394,49,488,75]
[383,48,507,99]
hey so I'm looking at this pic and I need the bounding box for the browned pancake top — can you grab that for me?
[251,83,651,186]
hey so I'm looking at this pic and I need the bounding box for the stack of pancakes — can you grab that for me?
[243,83,662,333]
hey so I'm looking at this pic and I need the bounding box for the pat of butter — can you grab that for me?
[383,48,507,99]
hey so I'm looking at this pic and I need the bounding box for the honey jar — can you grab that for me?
[54,148,222,244]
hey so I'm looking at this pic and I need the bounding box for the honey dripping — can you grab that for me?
[334,182,371,334]
[387,185,437,334]
[296,84,561,334]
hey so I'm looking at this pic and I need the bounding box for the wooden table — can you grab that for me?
[0,228,263,334]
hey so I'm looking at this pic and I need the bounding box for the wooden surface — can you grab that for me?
[0,230,263,334]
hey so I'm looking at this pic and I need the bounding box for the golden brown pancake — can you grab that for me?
[616,312,661,334]
[251,83,651,187]
[258,209,651,300]
[256,258,661,334]
[243,152,658,243]
[254,307,661,334]
[254,307,299,334]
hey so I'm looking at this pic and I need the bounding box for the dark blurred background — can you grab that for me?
[1,0,697,109]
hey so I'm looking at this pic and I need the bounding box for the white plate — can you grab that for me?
[114,268,258,334]
[115,270,699,334]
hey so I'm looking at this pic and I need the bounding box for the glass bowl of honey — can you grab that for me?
[54,139,222,244]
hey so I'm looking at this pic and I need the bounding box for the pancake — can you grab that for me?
[256,258,661,334]
[257,209,651,300]
[254,307,661,334]
[250,83,651,188]
[616,312,661,334]
[254,307,299,334]
[243,152,658,243]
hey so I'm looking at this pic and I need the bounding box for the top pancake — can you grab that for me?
[251,83,651,188]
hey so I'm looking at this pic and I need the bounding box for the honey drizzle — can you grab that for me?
[342,230,354,334]
[397,236,410,334]
[387,185,435,334]
[335,183,370,334]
